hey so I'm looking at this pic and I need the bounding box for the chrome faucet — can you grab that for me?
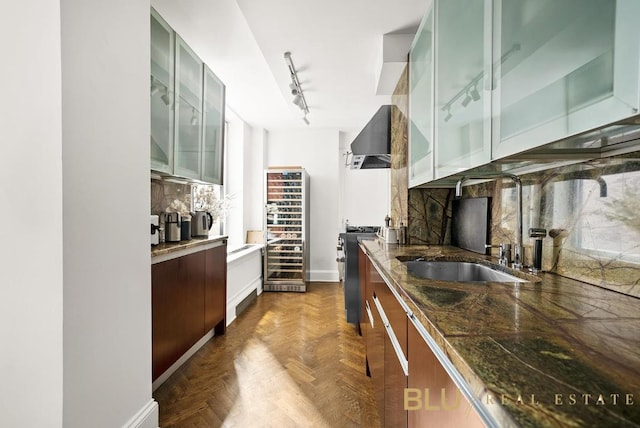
[485,243,511,266]
[455,173,523,269]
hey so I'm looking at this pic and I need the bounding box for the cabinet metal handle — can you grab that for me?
[407,313,498,427]
[365,301,374,329]
[373,296,408,376]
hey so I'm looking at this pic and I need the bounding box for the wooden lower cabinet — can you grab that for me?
[358,246,368,338]
[152,241,227,381]
[407,319,484,428]
[205,245,226,334]
[178,251,206,355]
[152,257,181,381]
[374,270,408,427]
[367,295,386,423]
[375,276,407,357]
[364,250,409,427]
[361,246,387,422]
[360,248,484,427]
[384,329,407,427]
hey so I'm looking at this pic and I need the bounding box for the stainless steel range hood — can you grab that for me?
[350,105,391,169]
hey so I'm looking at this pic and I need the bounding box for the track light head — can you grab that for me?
[470,86,480,101]
[160,91,171,106]
[461,93,472,107]
[444,109,453,122]
[284,51,309,116]
[190,108,198,126]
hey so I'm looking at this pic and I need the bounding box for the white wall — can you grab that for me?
[224,109,266,249]
[267,129,340,281]
[0,1,64,426]
[225,110,247,248]
[339,131,391,228]
[245,129,267,232]
[61,0,157,427]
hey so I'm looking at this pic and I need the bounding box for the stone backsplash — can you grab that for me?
[390,65,409,228]
[151,179,226,238]
[150,179,192,216]
[391,59,640,297]
[407,154,640,298]
[468,154,640,298]
[407,188,453,245]
[391,66,454,246]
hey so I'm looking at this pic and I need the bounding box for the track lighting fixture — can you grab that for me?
[150,76,160,96]
[470,85,480,101]
[151,77,169,103]
[440,43,521,121]
[160,90,171,106]
[190,108,198,126]
[284,51,310,123]
[461,92,472,107]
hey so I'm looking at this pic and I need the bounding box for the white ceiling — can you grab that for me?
[151,0,430,133]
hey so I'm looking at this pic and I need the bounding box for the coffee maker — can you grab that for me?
[164,212,181,242]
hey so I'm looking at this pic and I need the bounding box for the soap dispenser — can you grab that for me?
[528,228,547,273]
[398,221,407,245]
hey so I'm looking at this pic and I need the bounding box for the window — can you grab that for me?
[192,183,224,236]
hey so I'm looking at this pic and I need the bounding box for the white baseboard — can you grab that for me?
[152,329,215,391]
[123,399,158,428]
[309,270,339,282]
[226,275,262,326]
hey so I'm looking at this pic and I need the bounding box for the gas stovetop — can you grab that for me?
[345,225,380,234]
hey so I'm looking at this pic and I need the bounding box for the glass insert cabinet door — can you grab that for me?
[492,0,640,158]
[174,35,203,180]
[409,6,434,187]
[264,169,309,292]
[150,10,174,174]
[434,0,492,179]
[201,66,225,185]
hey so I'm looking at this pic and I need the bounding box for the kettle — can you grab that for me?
[164,212,181,242]
[191,211,213,237]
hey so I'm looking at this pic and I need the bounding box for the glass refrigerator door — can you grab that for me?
[264,170,306,291]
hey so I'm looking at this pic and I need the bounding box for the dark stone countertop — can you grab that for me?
[360,238,640,428]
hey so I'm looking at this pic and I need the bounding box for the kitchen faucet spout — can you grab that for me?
[455,173,523,269]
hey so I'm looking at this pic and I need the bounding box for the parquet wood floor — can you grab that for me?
[153,282,381,428]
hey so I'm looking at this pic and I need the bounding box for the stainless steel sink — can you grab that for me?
[404,260,526,283]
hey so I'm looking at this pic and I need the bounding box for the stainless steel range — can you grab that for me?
[338,226,380,331]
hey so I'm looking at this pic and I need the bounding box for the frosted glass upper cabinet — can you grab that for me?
[492,0,640,158]
[201,66,225,185]
[174,35,203,180]
[150,10,174,174]
[408,6,434,188]
[434,0,492,179]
